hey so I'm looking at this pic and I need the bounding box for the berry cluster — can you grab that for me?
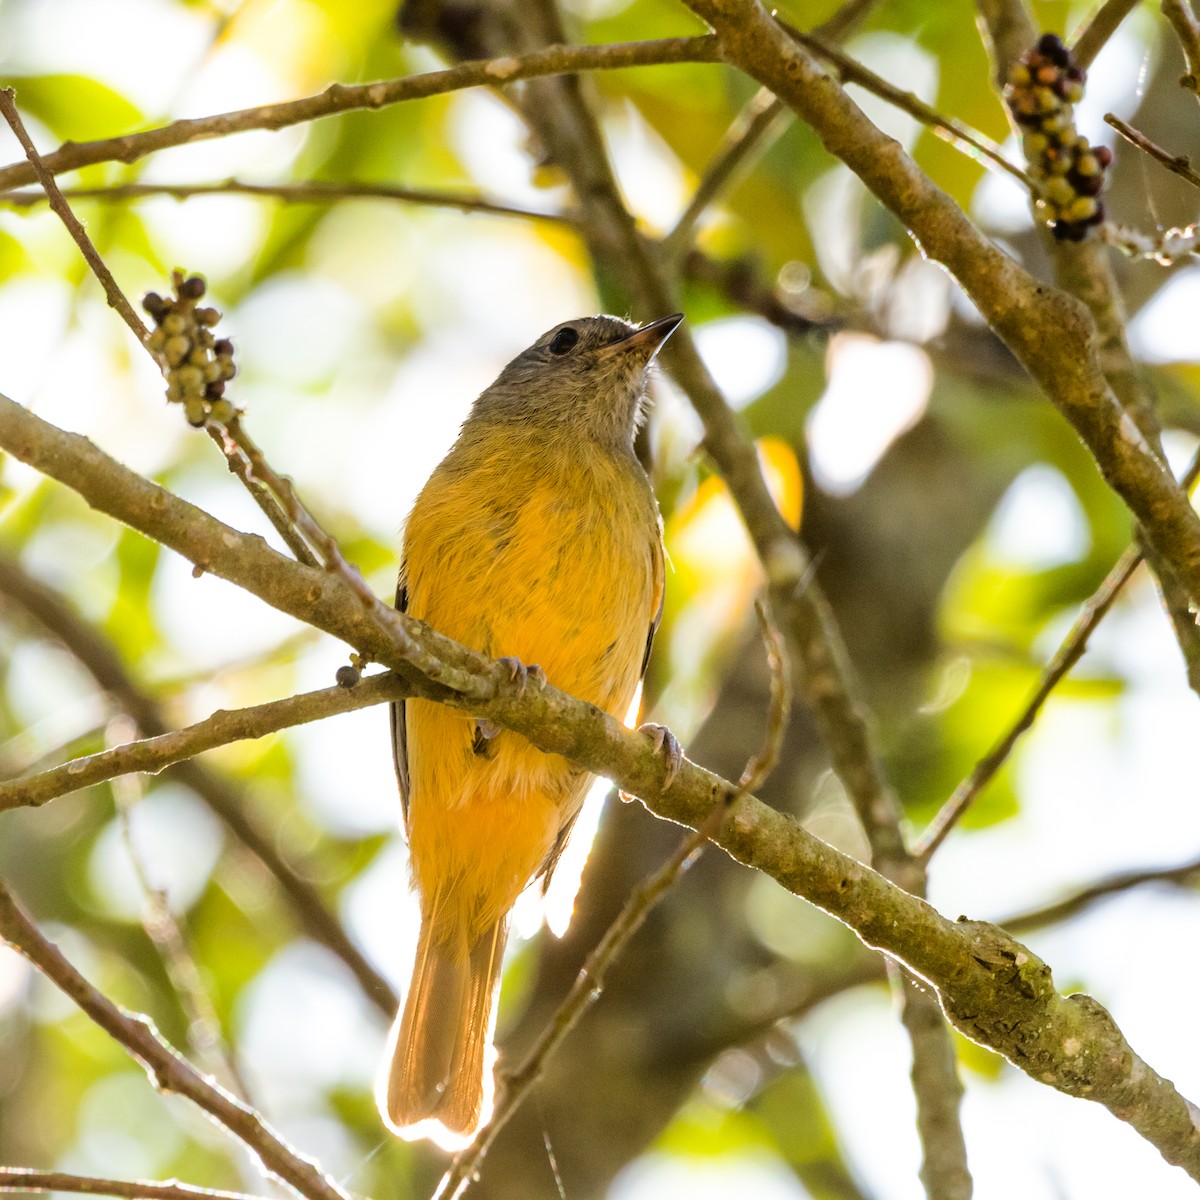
[1005,33,1112,242]
[143,272,237,427]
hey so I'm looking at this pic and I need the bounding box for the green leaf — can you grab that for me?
[7,75,143,141]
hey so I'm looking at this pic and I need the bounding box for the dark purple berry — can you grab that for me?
[1037,33,1070,67]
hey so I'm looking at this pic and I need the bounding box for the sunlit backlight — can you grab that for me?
[983,464,1090,570]
[1130,267,1200,363]
[606,101,692,235]
[514,683,645,939]
[0,948,29,1018]
[612,1152,808,1200]
[694,317,788,410]
[845,33,938,150]
[806,333,932,496]
[87,784,224,919]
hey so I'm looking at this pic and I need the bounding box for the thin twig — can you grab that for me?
[915,447,1200,861]
[914,546,1141,860]
[780,21,1033,188]
[1002,852,1200,933]
[216,415,486,697]
[675,0,874,258]
[108,715,252,1101]
[0,40,720,193]
[0,551,399,1015]
[0,882,354,1200]
[1104,219,1200,262]
[0,1170,267,1200]
[818,0,884,40]
[0,672,405,811]
[1,90,347,574]
[1072,0,1143,69]
[434,811,718,1200]
[1162,0,1200,97]
[0,90,149,344]
[1106,113,1200,189]
[739,598,794,794]
[438,589,793,1199]
[206,426,320,567]
[6,391,1200,1175]
[0,179,573,223]
[5,63,482,702]
[661,89,789,262]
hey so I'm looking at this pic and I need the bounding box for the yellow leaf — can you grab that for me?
[757,436,804,531]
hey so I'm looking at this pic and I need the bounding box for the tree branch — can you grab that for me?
[1002,854,1200,934]
[0,550,397,1015]
[4,372,1197,1173]
[1162,0,1200,97]
[0,90,148,343]
[976,0,1200,703]
[469,8,971,1185]
[1106,113,1200,189]
[685,0,1200,617]
[0,885,354,1200]
[0,673,406,812]
[1072,0,1143,68]
[438,811,722,1200]
[0,1170,266,1200]
[0,40,718,192]
[0,179,573,223]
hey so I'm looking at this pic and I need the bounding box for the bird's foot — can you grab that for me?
[498,656,546,696]
[638,722,684,791]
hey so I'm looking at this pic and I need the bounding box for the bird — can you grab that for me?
[377,312,684,1149]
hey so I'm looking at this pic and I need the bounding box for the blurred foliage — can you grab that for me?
[1,0,1200,1197]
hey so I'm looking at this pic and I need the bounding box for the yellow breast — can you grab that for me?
[399,427,662,940]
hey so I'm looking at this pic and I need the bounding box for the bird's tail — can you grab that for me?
[378,913,507,1149]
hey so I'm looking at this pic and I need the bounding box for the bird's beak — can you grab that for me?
[602,313,684,361]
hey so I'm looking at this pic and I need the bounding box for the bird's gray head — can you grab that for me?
[469,313,683,448]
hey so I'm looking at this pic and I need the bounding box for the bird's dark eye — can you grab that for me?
[548,327,579,355]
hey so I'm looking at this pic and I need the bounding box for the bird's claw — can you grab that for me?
[499,657,546,696]
[638,722,684,791]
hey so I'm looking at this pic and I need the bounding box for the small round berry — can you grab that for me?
[195,306,220,326]
[335,664,361,689]
[1067,195,1100,222]
[184,397,208,426]
[1037,33,1069,66]
[142,292,168,320]
[1044,176,1075,206]
[164,335,191,367]
[175,364,205,393]
[208,398,235,423]
[179,276,206,300]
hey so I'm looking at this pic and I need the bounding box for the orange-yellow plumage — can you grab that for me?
[378,314,680,1148]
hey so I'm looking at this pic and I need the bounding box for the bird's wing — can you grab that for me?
[539,530,665,890]
[391,578,411,832]
[640,532,665,683]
